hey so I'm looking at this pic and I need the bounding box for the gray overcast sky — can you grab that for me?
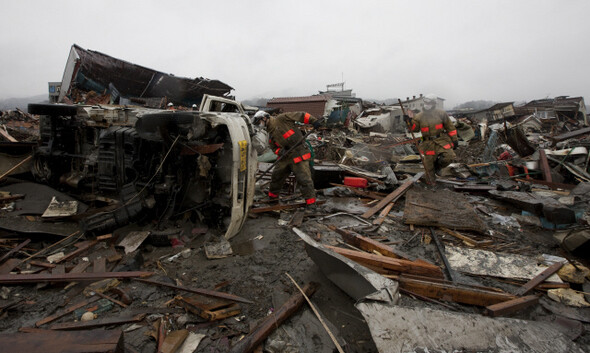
[1,0,588,108]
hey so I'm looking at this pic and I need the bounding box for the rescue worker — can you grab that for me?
[253,111,323,208]
[404,94,458,184]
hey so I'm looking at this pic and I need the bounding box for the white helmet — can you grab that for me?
[253,111,270,124]
[423,94,437,111]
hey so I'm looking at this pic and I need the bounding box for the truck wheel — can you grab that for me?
[28,103,78,116]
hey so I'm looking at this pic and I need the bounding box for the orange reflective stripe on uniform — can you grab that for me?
[306,197,316,205]
[301,153,311,160]
[421,127,429,132]
[282,129,295,139]
[269,192,279,198]
[426,150,436,155]
[304,113,311,124]
[275,148,281,155]
[411,124,416,131]
[293,156,302,163]
[448,130,457,136]
[443,144,451,149]
[435,124,443,130]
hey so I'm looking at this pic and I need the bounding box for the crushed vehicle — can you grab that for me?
[27,95,257,238]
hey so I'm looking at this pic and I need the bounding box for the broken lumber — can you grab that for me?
[0,238,30,264]
[485,295,540,317]
[49,313,145,330]
[35,296,101,327]
[328,225,410,260]
[55,240,98,264]
[514,262,563,296]
[286,273,344,353]
[135,278,253,304]
[386,274,516,306]
[0,328,123,353]
[177,295,241,321]
[539,149,552,183]
[0,271,152,284]
[372,202,394,226]
[250,200,326,214]
[362,172,423,219]
[439,227,493,247]
[325,245,443,278]
[228,282,318,353]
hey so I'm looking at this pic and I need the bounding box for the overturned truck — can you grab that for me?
[27,96,256,238]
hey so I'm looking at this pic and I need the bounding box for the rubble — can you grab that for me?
[2,46,590,352]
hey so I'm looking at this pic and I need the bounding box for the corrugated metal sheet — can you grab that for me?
[64,44,233,107]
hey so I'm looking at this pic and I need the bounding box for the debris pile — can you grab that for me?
[1,45,590,352]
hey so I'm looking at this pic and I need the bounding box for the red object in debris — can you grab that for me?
[343,177,368,188]
[498,151,512,160]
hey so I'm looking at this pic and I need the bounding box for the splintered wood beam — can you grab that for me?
[386,274,516,307]
[362,172,423,219]
[250,200,326,214]
[485,295,539,317]
[228,282,318,353]
[0,271,152,284]
[49,314,145,330]
[439,227,493,247]
[373,203,394,226]
[55,240,98,264]
[0,329,124,353]
[514,262,563,296]
[35,296,101,327]
[328,225,410,260]
[326,245,443,279]
[0,238,30,264]
[135,278,253,304]
[538,149,553,183]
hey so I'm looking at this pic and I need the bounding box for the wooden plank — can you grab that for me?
[0,329,123,353]
[550,126,590,144]
[52,265,65,275]
[485,295,539,317]
[439,227,493,247]
[228,283,317,353]
[514,178,576,190]
[0,258,21,274]
[29,261,56,269]
[538,149,552,183]
[135,278,253,304]
[69,261,91,274]
[372,203,394,226]
[386,274,516,307]
[328,225,410,260]
[326,245,443,278]
[93,257,106,273]
[55,240,98,264]
[49,314,145,330]
[362,172,423,219]
[514,262,563,296]
[250,200,326,214]
[35,296,101,327]
[0,271,152,284]
[0,238,30,264]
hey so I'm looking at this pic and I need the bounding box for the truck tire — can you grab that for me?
[28,103,78,116]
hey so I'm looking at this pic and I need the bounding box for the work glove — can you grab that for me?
[452,142,458,150]
[403,115,411,124]
[312,118,325,129]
